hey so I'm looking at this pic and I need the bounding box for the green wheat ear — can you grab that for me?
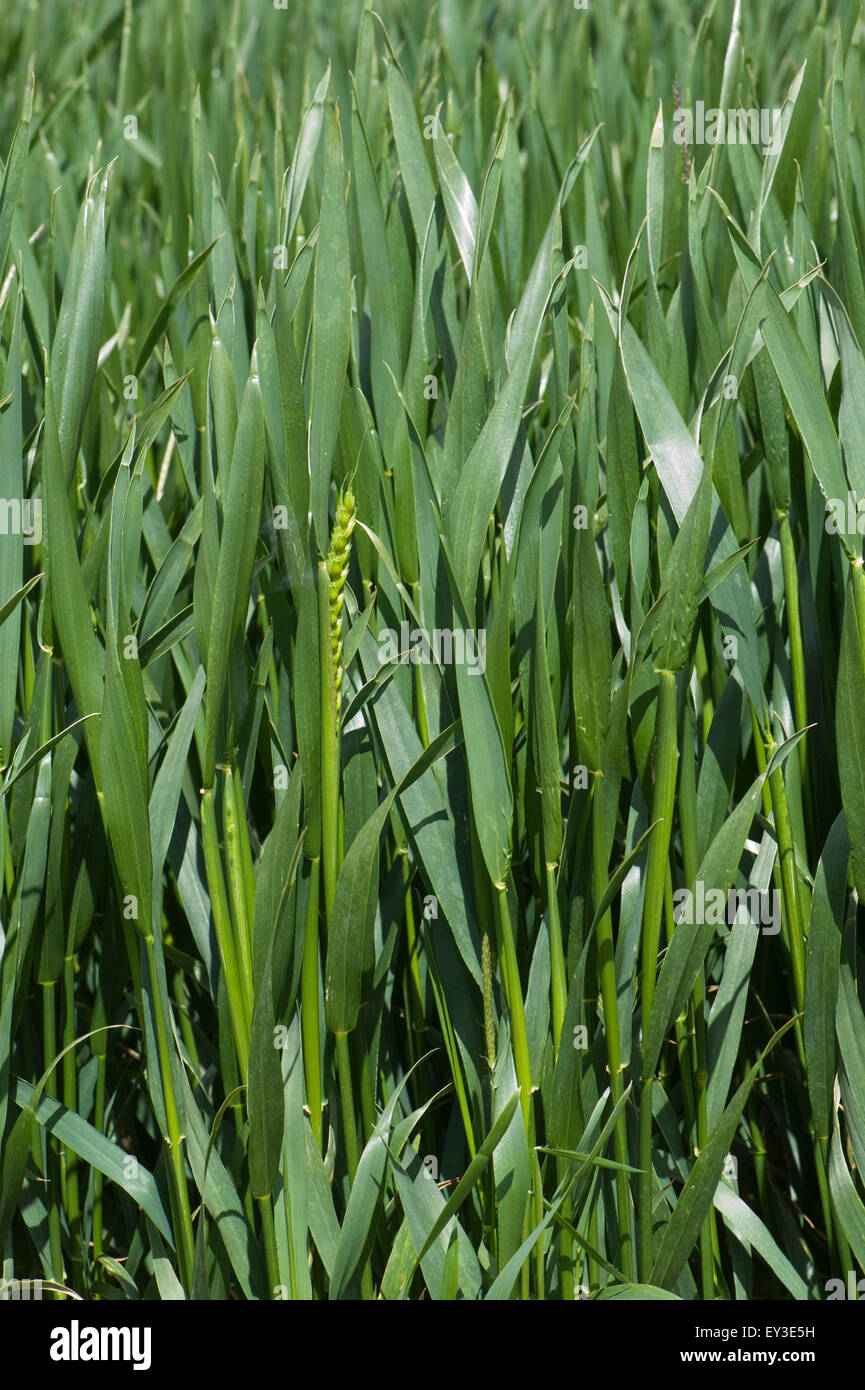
[482,931,496,1074]
[325,486,356,713]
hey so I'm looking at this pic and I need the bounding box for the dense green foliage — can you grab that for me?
[2,0,865,1300]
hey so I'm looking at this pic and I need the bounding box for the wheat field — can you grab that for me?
[1,0,864,1304]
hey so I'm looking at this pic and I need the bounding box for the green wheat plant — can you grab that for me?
[1,0,865,1302]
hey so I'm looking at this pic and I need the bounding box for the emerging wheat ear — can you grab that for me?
[326,486,356,714]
